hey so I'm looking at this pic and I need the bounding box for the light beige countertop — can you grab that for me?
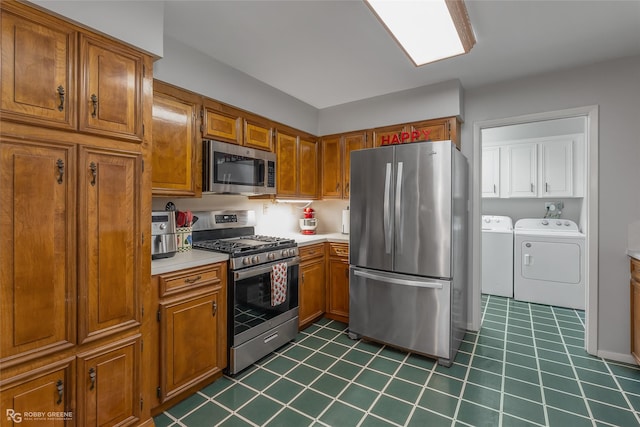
[151,250,229,276]
[629,249,640,261]
[281,232,349,246]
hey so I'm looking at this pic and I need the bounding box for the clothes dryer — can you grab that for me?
[514,218,585,309]
[481,215,514,297]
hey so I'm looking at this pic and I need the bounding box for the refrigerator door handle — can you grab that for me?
[383,162,392,254]
[395,161,403,251]
[354,269,444,289]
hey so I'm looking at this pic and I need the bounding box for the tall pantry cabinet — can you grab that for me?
[0,2,154,426]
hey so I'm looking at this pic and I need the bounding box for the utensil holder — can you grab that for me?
[176,227,192,252]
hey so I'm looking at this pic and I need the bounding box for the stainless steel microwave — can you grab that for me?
[203,140,276,195]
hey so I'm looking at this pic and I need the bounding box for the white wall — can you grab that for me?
[318,79,463,135]
[463,55,640,359]
[482,198,583,226]
[30,1,164,57]
[154,37,319,135]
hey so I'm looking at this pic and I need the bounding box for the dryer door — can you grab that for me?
[521,241,581,284]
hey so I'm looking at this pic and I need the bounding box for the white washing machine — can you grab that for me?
[482,215,514,297]
[514,218,585,310]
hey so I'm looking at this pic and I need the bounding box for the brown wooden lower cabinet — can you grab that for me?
[299,244,326,329]
[151,262,227,413]
[0,357,74,426]
[326,243,350,323]
[76,335,141,427]
[631,257,640,364]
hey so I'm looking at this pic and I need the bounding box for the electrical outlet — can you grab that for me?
[262,203,269,215]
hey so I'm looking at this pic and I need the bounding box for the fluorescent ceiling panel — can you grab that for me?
[365,0,475,66]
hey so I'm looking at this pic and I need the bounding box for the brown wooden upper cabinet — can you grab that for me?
[373,117,460,149]
[321,131,369,199]
[1,6,77,130]
[1,4,144,142]
[275,130,318,199]
[202,102,272,152]
[244,119,272,151]
[202,104,242,145]
[79,34,144,142]
[152,81,201,197]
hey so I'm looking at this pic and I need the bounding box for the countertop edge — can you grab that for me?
[628,249,640,261]
[151,234,349,275]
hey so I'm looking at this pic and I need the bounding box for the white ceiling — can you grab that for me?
[163,0,640,109]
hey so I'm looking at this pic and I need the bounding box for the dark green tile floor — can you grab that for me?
[155,295,640,426]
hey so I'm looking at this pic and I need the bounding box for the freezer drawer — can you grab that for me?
[349,267,451,361]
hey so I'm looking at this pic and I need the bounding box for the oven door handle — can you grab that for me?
[234,256,301,281]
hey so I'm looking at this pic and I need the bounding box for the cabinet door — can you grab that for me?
[327,257,350,321]
[79,34,143,141]
[0,359,73,426]
[244,120,272,151]
[78,147,141,343]
[275,131,298,197]
[343,132,367,199]
[373,124,407,147]
[321,135,342,198]
[299,139,318,199]
[506,143,537,198]
[152,91,199,196]
[410,119,448,142]
[159,290,224,401]
[0,141,75,362]
[203,109,241,145]
[77,336,140,427]
[540,139,573,197]
[1,9,76,129]
[481,147,500,198]
[299,259,325,328]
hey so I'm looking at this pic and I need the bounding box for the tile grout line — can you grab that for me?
[549,305,596,425]
[450,294,488,426]
[527,300,551,427]
[498,295,509,426]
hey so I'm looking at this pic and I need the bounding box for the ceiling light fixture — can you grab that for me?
[364,0,476,66]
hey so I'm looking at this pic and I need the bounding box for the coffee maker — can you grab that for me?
[299,207,318,235]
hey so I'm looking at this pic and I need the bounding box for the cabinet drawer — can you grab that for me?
[328,243,349,258]
[632,258,640,282]
[159,263,224,297]
[299,244,324,261]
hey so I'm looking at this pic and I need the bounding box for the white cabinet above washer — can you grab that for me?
[482,134,583,198]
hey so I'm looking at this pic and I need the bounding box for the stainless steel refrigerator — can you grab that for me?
[348,140,468,366]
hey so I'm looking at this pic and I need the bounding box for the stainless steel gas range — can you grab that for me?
[192,210,299,375]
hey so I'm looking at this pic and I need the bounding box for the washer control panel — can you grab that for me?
[515,218,580,232]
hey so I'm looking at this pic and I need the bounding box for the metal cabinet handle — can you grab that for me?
[530,183,534,193]
[57,86,65,112]
[345,182,349,195]
[57,159,64,184]
[90,94,98,118]
[545,182,549,192]
[493,184,496,194]
[89,367,96,390]
[184,275,201,284]
[335,182,340,192]
[56,380,64,404]
[89,162,97,186]
[345,268,349,278]
[212,301,217,316]
[301,272,305,284]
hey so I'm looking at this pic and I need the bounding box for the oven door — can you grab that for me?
[231,257,299,346]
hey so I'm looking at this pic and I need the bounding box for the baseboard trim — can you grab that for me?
[597,349,637,365]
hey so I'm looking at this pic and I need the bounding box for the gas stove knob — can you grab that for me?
[288,248,296,256]
[267,253,275,261]
[252,256,259,264]
[281,250,288,257]
[242,257,251,265]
